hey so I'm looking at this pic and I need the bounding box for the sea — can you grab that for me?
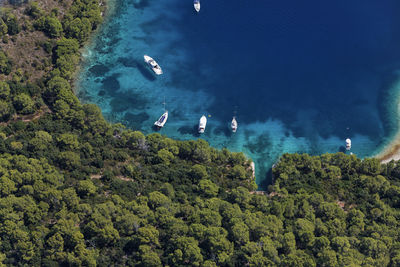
[76,0,400,188]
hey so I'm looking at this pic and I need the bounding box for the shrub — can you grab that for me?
[0,51,12,75]
[25,2,43,19]
[3,13,20,35]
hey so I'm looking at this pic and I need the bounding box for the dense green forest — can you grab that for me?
[0,0,400,266]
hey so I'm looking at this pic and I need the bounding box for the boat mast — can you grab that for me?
[163,96,166,111]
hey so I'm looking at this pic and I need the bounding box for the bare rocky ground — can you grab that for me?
[0,0,73,82]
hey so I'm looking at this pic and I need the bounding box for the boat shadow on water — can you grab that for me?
[338,146,347,153]
[178,124,202,137]
[152,125,162,131]
[136,61,156,81]
[214,125,233,138]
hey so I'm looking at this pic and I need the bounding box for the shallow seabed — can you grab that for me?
[77,0,400,188]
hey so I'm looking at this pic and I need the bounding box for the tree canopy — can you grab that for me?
[0,0,399,266]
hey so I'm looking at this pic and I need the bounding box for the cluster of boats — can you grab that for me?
[144,53,237,134]
[144,59,351,149]
[147,2,238,134]
[144,0,230,134]
[153,112,238,134]
[146,1,355,147]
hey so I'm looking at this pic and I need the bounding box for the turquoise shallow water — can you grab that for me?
[77,0,400,188]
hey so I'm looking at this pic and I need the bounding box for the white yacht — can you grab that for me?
[194,0,200,12]
[231,116,237,133]
[198,115,207,133]
[346,138,351,151]
[144,55,163,75]
[154,111,168,128]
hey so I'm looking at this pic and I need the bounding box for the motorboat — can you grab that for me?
[194,0,200,12]
[198,115,207,133]
[231,116,237,133]
[346,138,351,151]
[144,55,163,75]
[154,111,168,128]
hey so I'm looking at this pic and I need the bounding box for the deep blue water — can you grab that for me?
[77,0,400,188]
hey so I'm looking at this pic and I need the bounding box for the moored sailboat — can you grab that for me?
[198,115,207,133]
[231,116,237,133]
[154,111,168,128]
[346,138,351,150]
[194,0,200,12]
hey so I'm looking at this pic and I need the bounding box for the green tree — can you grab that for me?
[139,245,161,266]
[157,148,174,165]
[316,249,337,267]
[137,226,160,246]
[57,133,79,150]
[231,221,249,245]
[56,55,79,80]
[230,165,247,179]
[172,236,203,266]
[77,180,96,197]
[35,16,63,38]
[30,130,53,150]
[204,227,233,264]
[294,218,315,249]
[0,176,16,196]
[281,232,296,255]
[148,191,171,209]
[190,164,208,180]
[0,100,11,121]
[25,2,43,19]
[13,93,35,114]
[199,179,219,197]
[57,151,80,170]
[0,51,12,75]
[4,13,20,35]
[0,19,8,38]
[64,17,91,43]
[0,81,10,99]
[55,38,79,58]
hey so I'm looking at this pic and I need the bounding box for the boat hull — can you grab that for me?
[198,115,207,133]
[194,1,200,12]
[345,138,351,150]
[231,117,237,133]
[154,111,168,128]
[144,55,163,75]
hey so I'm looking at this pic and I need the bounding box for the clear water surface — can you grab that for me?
[77,0,400,188]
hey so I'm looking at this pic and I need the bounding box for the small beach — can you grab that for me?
[375,76,400,163]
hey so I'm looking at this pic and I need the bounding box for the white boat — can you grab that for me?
[231,116,237,133]
[194,0,200,12]
[346,138,351,151]
[144,55,163,75]
[198,115,207,133]
[154,111,168,128]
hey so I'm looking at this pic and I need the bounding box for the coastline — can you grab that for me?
[73,0,117,92]
[73,0,400,187]
[375,75,400,163]
[375,129,400,164]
